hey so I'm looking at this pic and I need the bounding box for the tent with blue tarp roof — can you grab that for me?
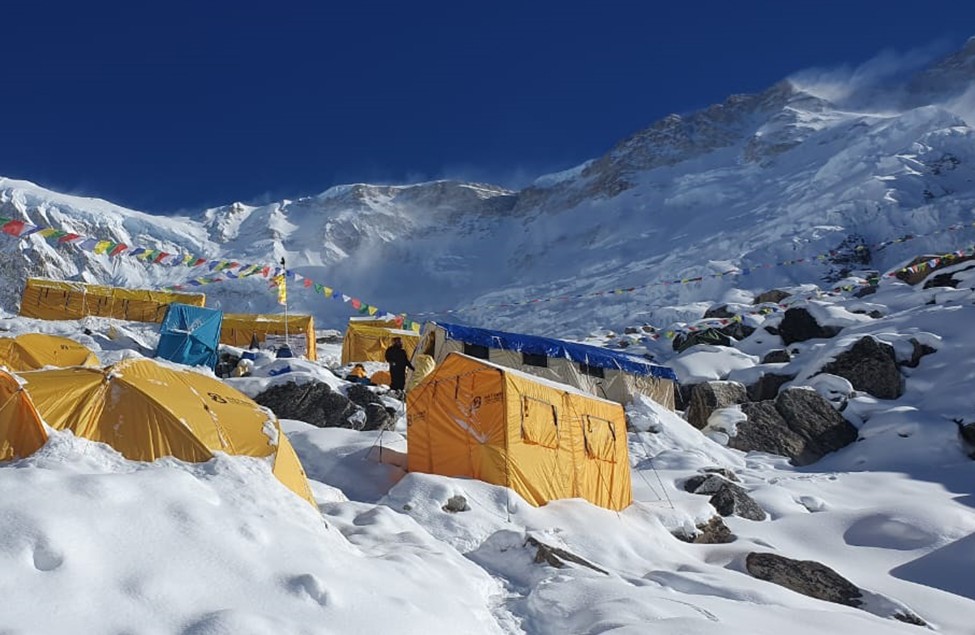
[155,304,223,370]
[410,322,677,408]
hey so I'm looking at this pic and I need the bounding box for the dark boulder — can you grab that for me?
[761,349,791,364]
[821,337,903,399]
[735,389,857,466]
[346,384,396,431]
[254,381,363,430]
[525,536,608,574]
[709,481,766,521]
[753,289,791,305]
[673,328,732,353]
[673,516,735,544]
[685,381,747,430]
[683,474,734,495]
[900,338,936,369]
[442,495,470,513]
[775,388,858,464]
[734,401,808,461]
[745,372,795,402]
[745,552,862,607]
[704,304,736,319]
[778,308,842,345]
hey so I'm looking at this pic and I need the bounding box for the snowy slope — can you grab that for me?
[1,261,974,633]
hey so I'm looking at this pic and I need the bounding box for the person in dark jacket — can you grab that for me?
[384,337,414,392]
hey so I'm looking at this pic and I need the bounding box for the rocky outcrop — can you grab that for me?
[778,308,842,345]
[761,349,791,364]
[901,338,936,369]
[685,382,747,429]
[346,384,396,431]
[684,473,766,521]
[709,482,766,521]
[745,553,862,606]
[673,516,735,544]
[821,337,903,399]
[734,388,857,466]
[255,381,365,430]
[957,419,975,458]
[753,289,791,305]
[525,536,607,574]
[745,373,794,402]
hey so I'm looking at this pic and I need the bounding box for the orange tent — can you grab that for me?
[0,369,47,461]
[20,358,316,506]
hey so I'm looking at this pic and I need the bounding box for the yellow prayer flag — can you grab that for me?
[273,275,287,306]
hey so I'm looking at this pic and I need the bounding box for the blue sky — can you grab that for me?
[1,1,972,214]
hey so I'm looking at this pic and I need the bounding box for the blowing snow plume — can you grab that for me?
[786,40,952,111]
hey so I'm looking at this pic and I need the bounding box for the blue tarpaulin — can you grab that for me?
[155,304,223,370]
[434,322,677,380]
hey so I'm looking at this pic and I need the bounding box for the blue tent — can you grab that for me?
[433,322,677,379]
[155,304,223,370]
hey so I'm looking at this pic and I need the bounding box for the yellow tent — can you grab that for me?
[406,352,632,511]
[0,333,99,371]
[19,358,316,507]
[341,319,420,365]
[0,369,47,461]
[19,277,205,323]
[220,313,317,361]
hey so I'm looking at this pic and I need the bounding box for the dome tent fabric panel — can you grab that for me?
[155,303,223,370]
[220,313,317,361]
[407,352,632,511]
[0,370,47,461]
[18,277,205,323]
[341,321,420,365]
[19,359,316,506]
[0,333,99,371]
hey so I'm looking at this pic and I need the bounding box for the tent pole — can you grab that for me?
[280,257,290,348]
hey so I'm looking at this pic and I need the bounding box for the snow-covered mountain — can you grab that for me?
[2,39,974,337]
[2,38,975,635]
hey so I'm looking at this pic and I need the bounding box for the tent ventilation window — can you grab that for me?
[520,396,559,449]
[582,415,617,463]
[579,363,605,378]
[522,352,548,367]
[463,343,490,360]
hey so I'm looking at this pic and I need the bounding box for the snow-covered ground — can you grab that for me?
[1,266,973,634]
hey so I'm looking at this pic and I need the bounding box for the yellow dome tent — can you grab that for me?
[19,358,316,507]
[406,352,632,511]
[0,369,47,461]
[0,333,99,371]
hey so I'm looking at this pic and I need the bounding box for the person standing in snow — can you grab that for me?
[384,337,414,394]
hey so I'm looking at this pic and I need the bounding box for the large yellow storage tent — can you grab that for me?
[220,313,317,361]
[19,358,316,507]
[19,277,205,323]
[0,334,99,371]
[341,318,420,365]
[0,369,47,461]
[407,352,632,511]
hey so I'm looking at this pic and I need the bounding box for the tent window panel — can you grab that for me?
[522,352,548,367]
[463,342,490,360]
[583,415,617,462]
[579,363,605,378]
[520,396,559,449]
